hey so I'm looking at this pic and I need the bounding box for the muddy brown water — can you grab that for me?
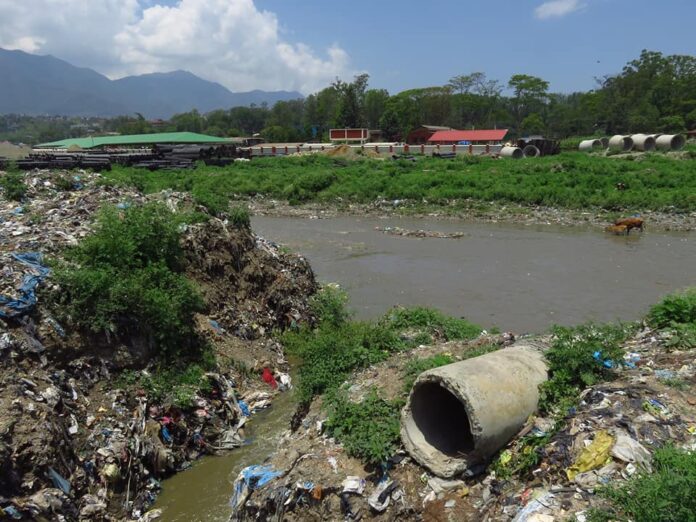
[156,216,694,521]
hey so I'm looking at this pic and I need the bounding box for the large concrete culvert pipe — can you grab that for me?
[599,137,609,148]
[578,139,603,152]
[656,134,685,151]
[608,135,633,152]
[630,134,656,151]
[500,146,523,159]
[401,342,548,478]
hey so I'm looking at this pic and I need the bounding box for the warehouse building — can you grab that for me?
[427,129,508,145]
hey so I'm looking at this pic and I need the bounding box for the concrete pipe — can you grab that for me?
[401,342,548,478]
[500,146,523,159]
[608,135,633,152]
[599,137,609,148]
[655,134,685,151]
[578,139,602,152]
[630,134,656,152]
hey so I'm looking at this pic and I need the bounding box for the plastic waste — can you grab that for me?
[611,430,652,471]
[512,491,554,522]
[238,400,250,417]
[566,431,614,481]
[368,478,397,512]
[230,465,283,509]
[0,252,50,318]
[341,476,366,495]
[47,467,71,494]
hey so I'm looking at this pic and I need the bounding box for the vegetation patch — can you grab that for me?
[539,322,635,413]
[103,151,696,213]
[283,286,481,402]
[0,171,27,201]
[647,288,696,350]
[53,202,205,356]
[119,363,213,409]
[588,446,696,522]
[325,388,402,466]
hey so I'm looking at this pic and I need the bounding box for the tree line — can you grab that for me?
[1,50,694,145]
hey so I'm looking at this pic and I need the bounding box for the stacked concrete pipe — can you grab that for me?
[500,146,523,159]
[655,134,685,151]
[608,135,633,152]
[401,342,548,478]
[599,137,609,148]
[578,139,603,152]
[630,134,656,151]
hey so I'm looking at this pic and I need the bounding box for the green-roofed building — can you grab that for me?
[35,132,231,149]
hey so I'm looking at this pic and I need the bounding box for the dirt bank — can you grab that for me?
[231,328,696,521]
[246,196,696,232]
[0,170,317,521]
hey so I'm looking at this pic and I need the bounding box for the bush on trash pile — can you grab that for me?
[0,171,27,201]
[647,288,696,349]
[53,202,204,355]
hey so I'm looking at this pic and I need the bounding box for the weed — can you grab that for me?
[380,306,481,345]
[53,202,204,355]
[660,377,689,390]
[309,284,351,327]
[647,288,696,329]
[54,174,76,191]
[591,446,696,522]
[0,171,26,201]
[228,205,251,228]
[119,364,212,408]
[539,322,636,413]
[325,388,402,465]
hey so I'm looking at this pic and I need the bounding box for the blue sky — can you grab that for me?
[0,0,693,94]
[256,0,696,94]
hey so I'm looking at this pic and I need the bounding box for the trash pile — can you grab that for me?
[0,168,317,521]
[375,226,466,239]
[230,327,696,521]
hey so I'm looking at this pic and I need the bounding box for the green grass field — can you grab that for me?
[102,151,696,213]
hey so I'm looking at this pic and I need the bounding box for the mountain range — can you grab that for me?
[0,48,303,119]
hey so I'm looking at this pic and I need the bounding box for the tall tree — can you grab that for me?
[508,74,549,135]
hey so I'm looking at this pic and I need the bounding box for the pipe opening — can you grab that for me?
[410,382,474,456]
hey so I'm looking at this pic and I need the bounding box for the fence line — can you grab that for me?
[245,144,503,157]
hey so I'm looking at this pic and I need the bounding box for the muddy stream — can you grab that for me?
[156,216,694,521]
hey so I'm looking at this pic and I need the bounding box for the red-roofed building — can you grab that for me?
[428,129,508,145]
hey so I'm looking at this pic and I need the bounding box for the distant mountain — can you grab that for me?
[0,48,303,118]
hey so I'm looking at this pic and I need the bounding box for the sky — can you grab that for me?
[0,0,694,95]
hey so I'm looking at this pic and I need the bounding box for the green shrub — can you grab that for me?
[0,171,26,201]
[55,202,204,355]
[591,446,696,522]
[309,284,351,327]
[539,322,635,413]
[380,306,481,344]
[228,205,251,228]
[119,364,212,408]
[54,174,76,191]
[325,388,402,465]
[647,288,696,328]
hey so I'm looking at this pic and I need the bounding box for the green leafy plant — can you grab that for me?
[589,446,696,522]
[381,306,481,344]
[309,284,351,327]
[402,353,455,391]
[54,202,204,355]
[539,322,635,413]
[325,388,402,465]
[0,171,26,201]
[647,288,696,329]
[228,205,251,228]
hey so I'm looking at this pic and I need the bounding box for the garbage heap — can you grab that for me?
[0,169,317,521]
[229,329,696,521]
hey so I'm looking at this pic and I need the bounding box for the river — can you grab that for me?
[155,216,694,520]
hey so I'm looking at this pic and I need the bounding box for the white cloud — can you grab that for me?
[0,0,353,94]
[534,0,586,19]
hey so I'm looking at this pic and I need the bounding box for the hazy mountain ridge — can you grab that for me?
[0,48,302,119]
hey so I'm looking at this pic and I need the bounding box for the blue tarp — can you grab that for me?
[229,465,283,507]
[0,253,50,319]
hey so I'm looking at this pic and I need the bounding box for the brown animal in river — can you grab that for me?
[614,217,644,232]
[605,224,629,235]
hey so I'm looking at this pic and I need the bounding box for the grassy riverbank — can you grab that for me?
[103,151,696,215]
